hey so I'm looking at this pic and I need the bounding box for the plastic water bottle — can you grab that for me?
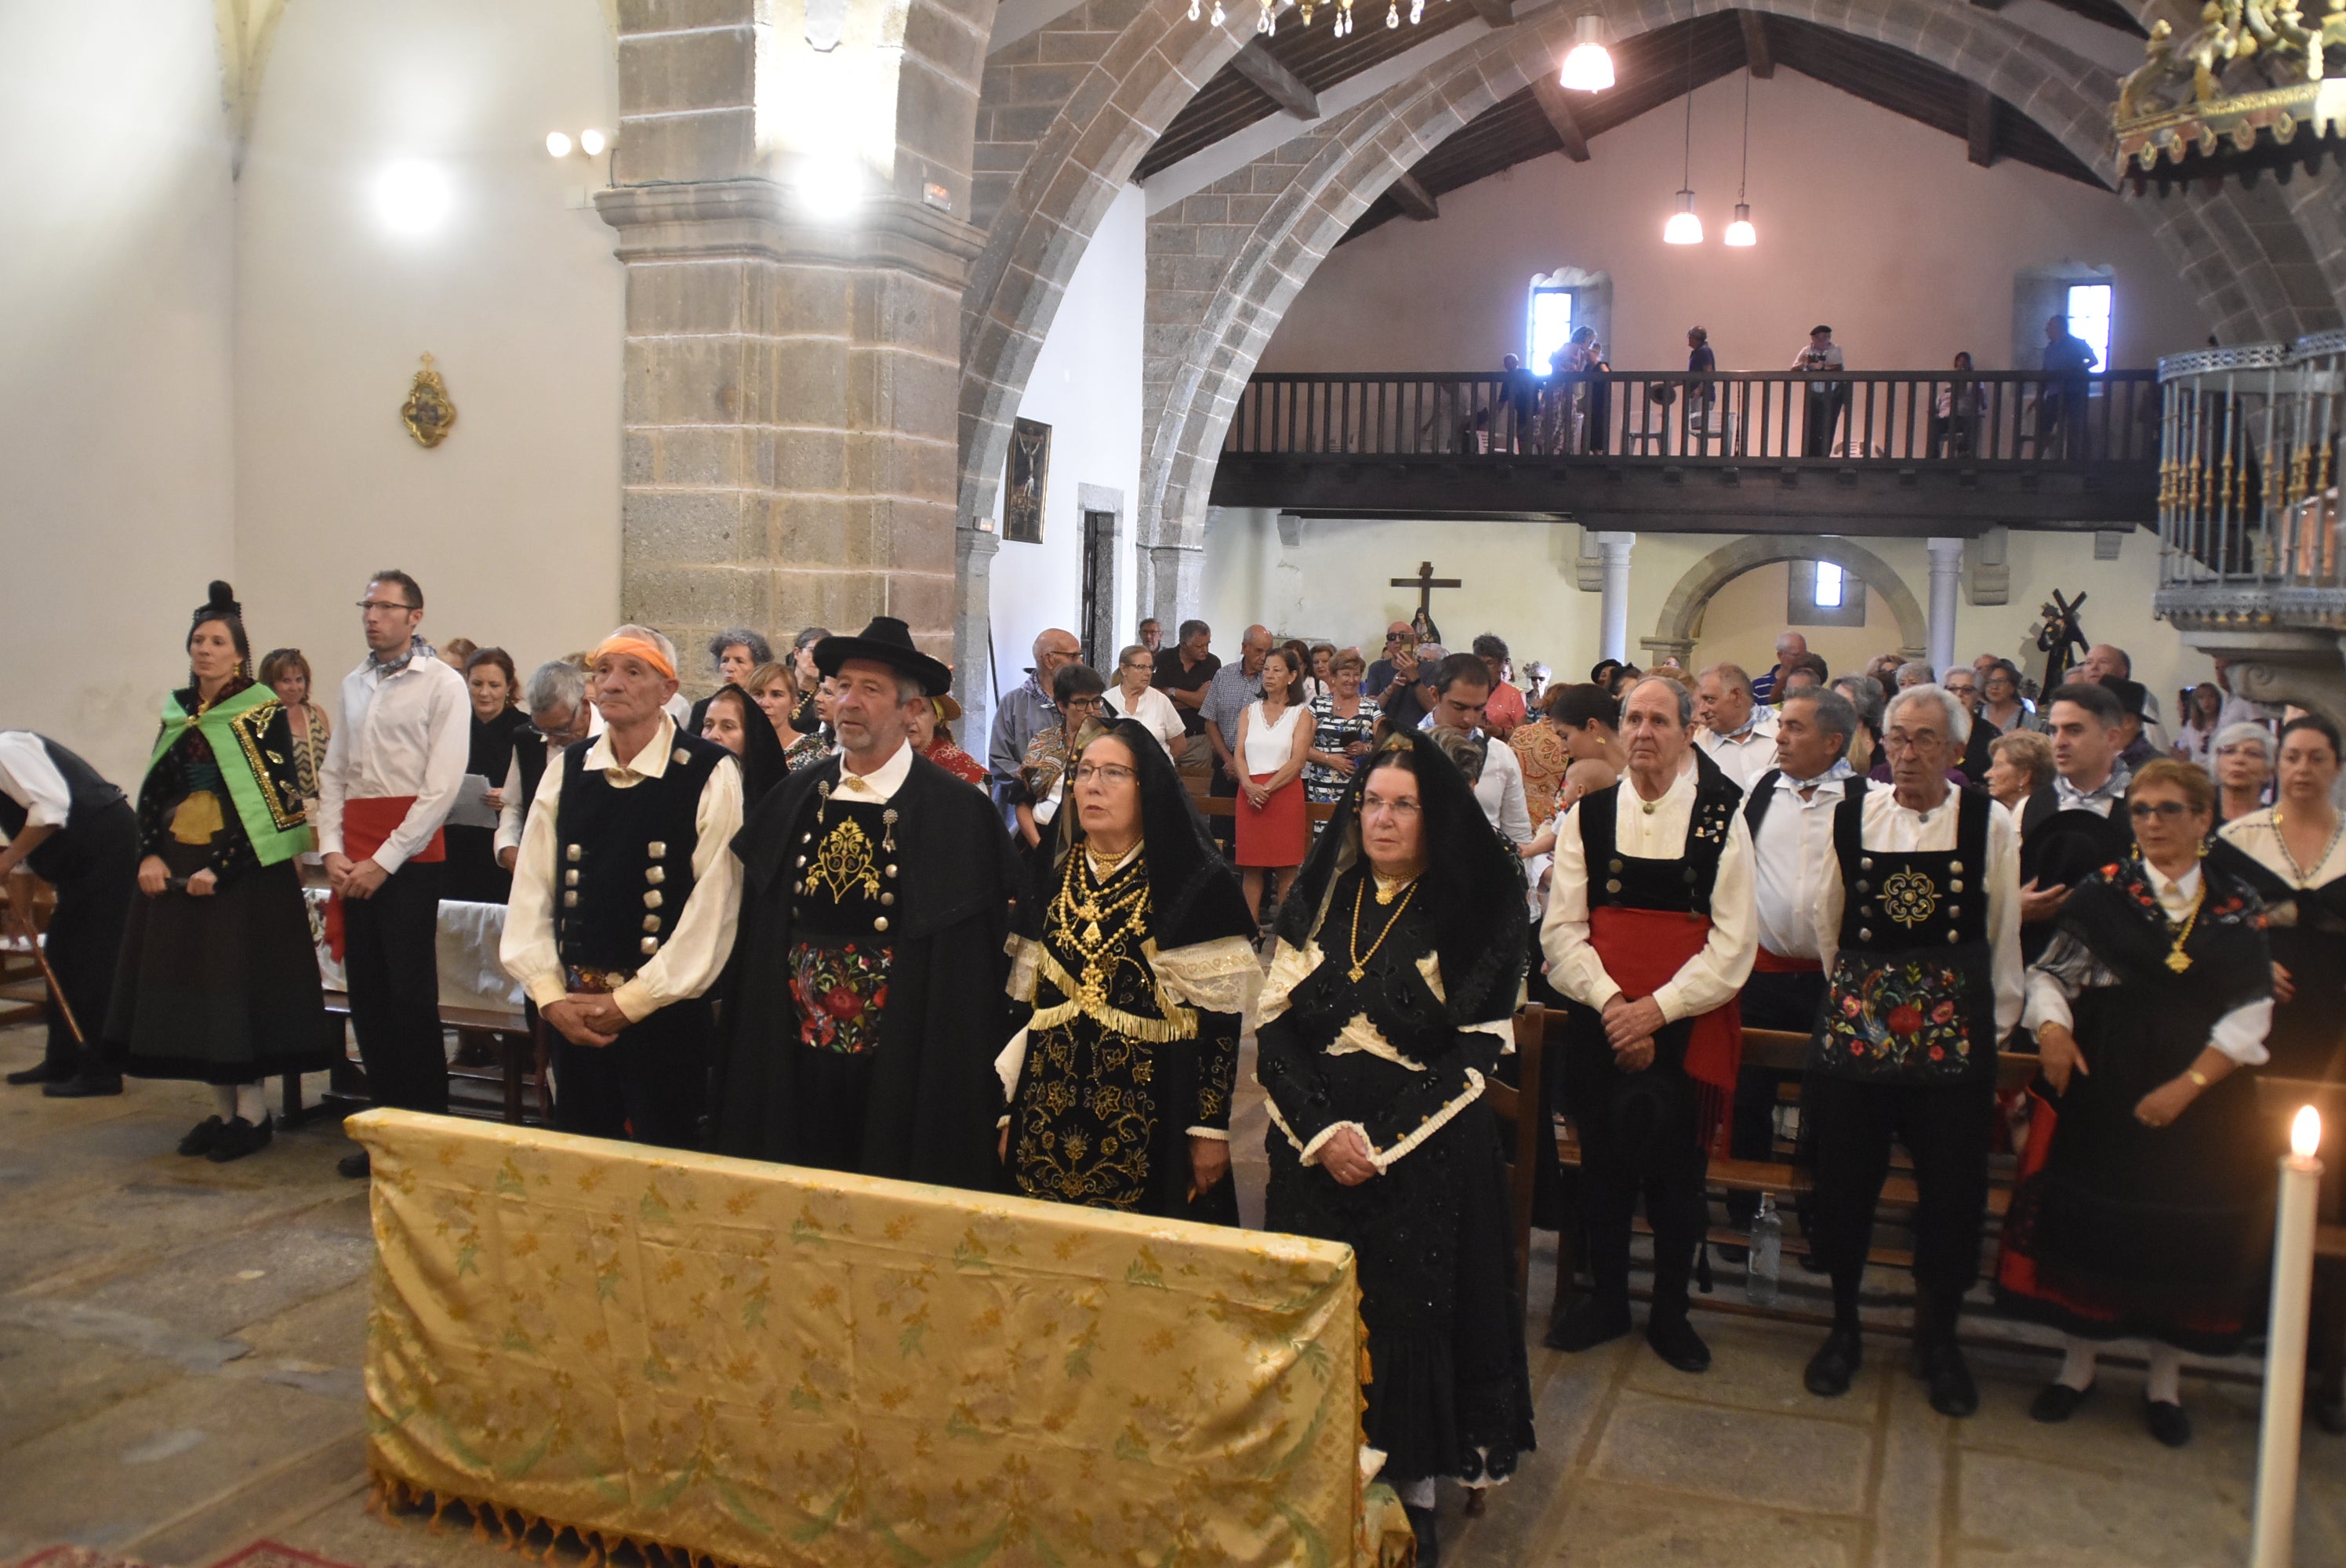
[1746,1193,1783,1307]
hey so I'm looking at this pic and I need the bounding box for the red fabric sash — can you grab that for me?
[1753,946,1822,975]
[325,796,444,960]
[1589,904,1743,1153]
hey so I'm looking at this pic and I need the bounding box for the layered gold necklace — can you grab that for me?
[1347,874,1419,983]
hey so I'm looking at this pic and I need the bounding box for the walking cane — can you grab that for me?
[2,880,85,1047]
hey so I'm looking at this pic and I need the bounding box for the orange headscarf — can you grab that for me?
[590,635,675,681]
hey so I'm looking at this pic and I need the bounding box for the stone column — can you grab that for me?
[599,0,985,689]
[954,523,1000,750]
[1927,537,1963,677]
[1596,532,1635,665]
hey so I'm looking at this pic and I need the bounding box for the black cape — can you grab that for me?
[712,747,1026,1189]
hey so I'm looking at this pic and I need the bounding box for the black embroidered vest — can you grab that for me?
[789,786,902,942]
[1578,753,1743,920]
[1811,781,1999,1083]
[552,733,726,973]
[0,735,125,880]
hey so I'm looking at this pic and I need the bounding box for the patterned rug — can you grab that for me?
[9,1543,361,1568]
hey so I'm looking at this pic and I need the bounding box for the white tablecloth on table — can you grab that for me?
[305,890,526,1014]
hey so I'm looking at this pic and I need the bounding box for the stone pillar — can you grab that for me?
[1597,532,1635,664]
[954,523,1000,751]
[599,0,985,688]
[1926,537,1963,677]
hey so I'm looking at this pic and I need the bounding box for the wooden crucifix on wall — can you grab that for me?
[1393,561,1460,644]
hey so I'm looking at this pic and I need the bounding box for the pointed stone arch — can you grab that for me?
[1643,535,1928,667]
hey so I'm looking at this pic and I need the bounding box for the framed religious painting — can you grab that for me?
[1004,418,1051,543]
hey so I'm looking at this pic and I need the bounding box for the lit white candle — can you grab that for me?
[2250,1105,2323,1568]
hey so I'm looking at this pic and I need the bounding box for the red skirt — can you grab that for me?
[1235,772,1306,866]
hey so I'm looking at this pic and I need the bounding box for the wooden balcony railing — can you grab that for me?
[1225,368,2161,466]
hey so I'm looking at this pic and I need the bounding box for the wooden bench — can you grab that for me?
[308,990,548,1130]
[1528,1008,2039,1324]
[0,869,58,1032]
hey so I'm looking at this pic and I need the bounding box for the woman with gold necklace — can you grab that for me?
[2215,713,2346,1079]
[1255,728,1534,1566]
[999,719,1259,1220]
[1996,759,2275,1449]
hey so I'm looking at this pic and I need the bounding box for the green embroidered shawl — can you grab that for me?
[144,683,314,866]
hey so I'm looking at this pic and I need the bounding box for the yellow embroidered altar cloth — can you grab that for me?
[350,1109,1381,1565]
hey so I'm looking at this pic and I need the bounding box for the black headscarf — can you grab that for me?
[1276,727,1526,1025]
[1040,717,1254,951]
[706,683,788,810]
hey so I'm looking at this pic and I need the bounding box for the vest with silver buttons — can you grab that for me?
[551,734,725,972]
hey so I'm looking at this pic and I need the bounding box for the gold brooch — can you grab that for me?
[401,353,456,448]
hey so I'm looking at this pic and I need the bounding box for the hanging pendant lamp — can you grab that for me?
[1661,26,1701,244]
[1560,13,1615,91]
[1724,70,1757,245]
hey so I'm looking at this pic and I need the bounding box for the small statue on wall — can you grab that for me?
[401,353,456,448]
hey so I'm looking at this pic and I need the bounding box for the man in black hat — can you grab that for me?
[714,616,1026,1189]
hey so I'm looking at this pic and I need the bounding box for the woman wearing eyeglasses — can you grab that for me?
[2213,713,2346,1079]
[1101,643,1186,760]
[999,719,1258,1220]
[1255,728,1534,1563]
[1997,758,2275,1449]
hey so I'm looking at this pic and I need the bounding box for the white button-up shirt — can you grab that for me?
[316,645,470,874]
[2024,862,2272,1065]
[0,733,74,829]
[1697,706,1781,793]
[833,738,916,804]
[1814,783,2025,1036]
[1750,766,1850,960]
[1542,757,1760,1022]
[501,713,743,1025]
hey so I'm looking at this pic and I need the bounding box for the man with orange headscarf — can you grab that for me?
[500,627,743,1148]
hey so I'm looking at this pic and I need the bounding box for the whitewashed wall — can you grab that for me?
[1202,514,2208,715]
[1258,71,2212,376]
[985,183,1148,695]
[0,1,239,784]
[233,0,625,710]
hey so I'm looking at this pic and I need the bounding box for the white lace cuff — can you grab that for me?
[994,1025,1030,1102]
[1147,934,1264,1019]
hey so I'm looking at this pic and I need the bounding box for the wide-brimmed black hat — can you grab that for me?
[812,615,952,697]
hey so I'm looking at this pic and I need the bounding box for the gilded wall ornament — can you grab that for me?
[401,353,457,448]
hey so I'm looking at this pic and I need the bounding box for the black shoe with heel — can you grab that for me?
[338,1149,371,1180]
[1916,1340,1979,1417]
[7,1061,77,1087]
[1646,1313,1712,1374]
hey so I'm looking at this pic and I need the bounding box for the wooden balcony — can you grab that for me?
[1208,368,2162,537]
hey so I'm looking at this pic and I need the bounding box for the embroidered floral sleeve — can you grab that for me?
[1190,1011,1241,1137]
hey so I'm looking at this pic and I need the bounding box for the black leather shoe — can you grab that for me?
[337,1149,371,1180]
[207,1115,274,1163]
[1546,1297,1632,1353]
[6,1060,76,1086]
[178,1116,227,1156]
[2145,1399,2192,1448]
[1712,1240,1751,1267]
[1647,1314,1712,1374]
[2030,1381,2093,1424]
[1916,1341,1980,1417]
[1805,1327,1864,1397]
[1402,1503,1439,1568]
[42,1072,122,1098]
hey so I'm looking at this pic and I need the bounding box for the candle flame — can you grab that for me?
[2293,1105,2322,1160]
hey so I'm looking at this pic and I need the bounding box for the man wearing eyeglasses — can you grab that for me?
[315,570,470,1179]
[1798,683,2021,1420]
[494,660,594,873]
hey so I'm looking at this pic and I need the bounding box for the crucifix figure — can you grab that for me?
[1393,561,1460,644]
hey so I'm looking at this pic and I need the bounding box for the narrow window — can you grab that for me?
[1529,287,1575,370]
[2065,281,2112,367]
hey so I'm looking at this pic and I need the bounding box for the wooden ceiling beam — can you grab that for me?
[1531,77,1593,162]
[1230,38,1320,120]
[1389,172,1440,220]
[1468,0,1516,24]
[1966,84,1999,165]
[1738,10,1774,76]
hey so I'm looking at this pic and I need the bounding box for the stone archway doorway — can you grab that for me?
[1642,535,1927,669]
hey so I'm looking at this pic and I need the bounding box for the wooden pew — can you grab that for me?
[1535,1011,2039,1323]
[310,990,547,1129]
[0,868,57,1031]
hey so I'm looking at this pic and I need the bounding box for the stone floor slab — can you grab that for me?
[1589,1389,1875,1517]
[1621,1312,1887,1425]
[1542,1480,1865,1567]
